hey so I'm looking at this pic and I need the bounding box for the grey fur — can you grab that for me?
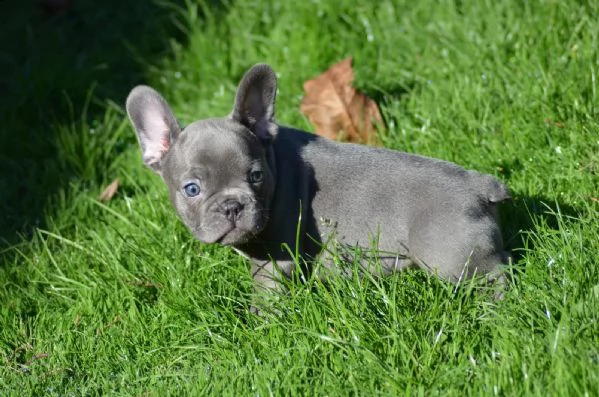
[126,64,511,309]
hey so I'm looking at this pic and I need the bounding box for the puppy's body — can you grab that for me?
[242,126,509,286]
[126,64,510,306]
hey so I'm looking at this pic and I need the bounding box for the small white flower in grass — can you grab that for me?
[547,257,555,267]
[545,304,551,319]
[555,146,562,154]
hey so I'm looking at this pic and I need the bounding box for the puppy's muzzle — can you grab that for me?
[218,199,244,223]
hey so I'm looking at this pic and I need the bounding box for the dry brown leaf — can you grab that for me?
[544,118,565,128]
[98,178,119,202]
[300,57,384,144]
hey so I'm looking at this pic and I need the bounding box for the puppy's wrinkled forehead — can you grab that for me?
[170,118,262,170]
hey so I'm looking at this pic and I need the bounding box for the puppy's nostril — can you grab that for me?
[222,200,243,220]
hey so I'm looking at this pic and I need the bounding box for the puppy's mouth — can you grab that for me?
[207,225,259,246]
[189,199,268,245]
[216,228,250,245]
[195,218,265,246]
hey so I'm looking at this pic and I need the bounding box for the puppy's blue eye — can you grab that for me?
[183,183,200,197]
[249,170,263,184]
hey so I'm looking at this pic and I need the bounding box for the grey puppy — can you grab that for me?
[126,64,511,309]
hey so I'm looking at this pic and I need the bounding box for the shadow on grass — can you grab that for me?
[493,158,586,267]
[500,192,584,276]
[361,81,417,130]
[0,0,228,253]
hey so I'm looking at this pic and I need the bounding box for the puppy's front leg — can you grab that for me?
[250,259,295,315]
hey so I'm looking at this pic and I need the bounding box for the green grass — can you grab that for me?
[1,0,598,394]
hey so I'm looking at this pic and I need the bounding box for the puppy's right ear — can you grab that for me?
[126,86,181,174]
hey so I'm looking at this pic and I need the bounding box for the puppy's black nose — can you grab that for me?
[221,200,243,221]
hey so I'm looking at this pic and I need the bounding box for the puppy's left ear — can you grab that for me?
[230,64,278,144]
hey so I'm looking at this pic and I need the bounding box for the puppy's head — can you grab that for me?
[126,64,278,246]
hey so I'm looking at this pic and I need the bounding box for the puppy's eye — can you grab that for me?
[249,170,264,184]
[183,182,201,197]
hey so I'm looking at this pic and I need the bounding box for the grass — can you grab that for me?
[1,0,598,394]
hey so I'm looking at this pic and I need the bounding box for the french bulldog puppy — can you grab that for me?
[126,64,511,310]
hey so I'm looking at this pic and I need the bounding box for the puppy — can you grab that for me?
[126,64,511,310]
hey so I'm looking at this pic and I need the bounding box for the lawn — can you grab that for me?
[1,0,598,395]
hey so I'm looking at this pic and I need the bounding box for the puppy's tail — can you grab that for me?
[482,175,511,203]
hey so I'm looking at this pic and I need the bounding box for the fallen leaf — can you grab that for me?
[543,118,565,128]
[300,57,384,144]
[24,353,49,366]
[98,178,119,201]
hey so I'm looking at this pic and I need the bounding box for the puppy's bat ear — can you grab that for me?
[230,64,278,144]
[126,86,181,174]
